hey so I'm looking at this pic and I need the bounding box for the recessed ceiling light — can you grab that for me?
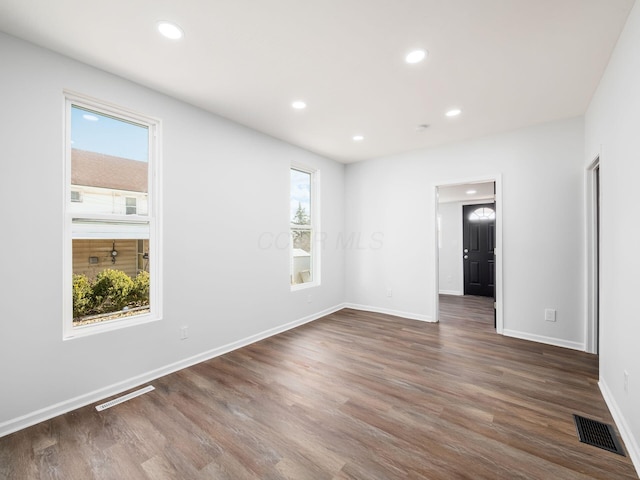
[446,108,462,117]
[353,135,364,142]
[82,114,99,122]
[292,101,307,110]
[405,49,427,64]
[157,21,184,40]
[466,189,477,195]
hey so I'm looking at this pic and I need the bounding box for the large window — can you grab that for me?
[64,92,161,338]
[290,166,319,287]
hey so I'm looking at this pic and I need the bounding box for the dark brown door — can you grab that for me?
[463,203,495,297]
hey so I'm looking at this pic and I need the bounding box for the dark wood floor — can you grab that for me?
[1,296,638,479]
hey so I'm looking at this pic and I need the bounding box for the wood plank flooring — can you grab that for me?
[1,296,638,479]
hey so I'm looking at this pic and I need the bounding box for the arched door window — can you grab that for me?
[468,206,495,221]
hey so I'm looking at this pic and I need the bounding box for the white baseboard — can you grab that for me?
[439,290,463,296]
[0,304,345,438]
[599,379,640,477]
[344,303,434,323]
[502,329,585,351]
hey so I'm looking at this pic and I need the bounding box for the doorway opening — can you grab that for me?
[586,158,600,354]
[434,177,503,333]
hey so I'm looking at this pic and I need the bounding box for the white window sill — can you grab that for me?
[63,313,161,340]
[291,282,319,292]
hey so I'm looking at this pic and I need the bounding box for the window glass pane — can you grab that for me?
[291,169,311,224]
[291,169,312,285]
[69,105,149,216]
[72,238,150,326]
[291,229,312,284]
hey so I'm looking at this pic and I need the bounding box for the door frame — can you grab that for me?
[585,156,600,354]
[433,174,504,333]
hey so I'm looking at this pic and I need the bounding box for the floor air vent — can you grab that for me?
[573,414,625,456]
[96,385,155,412]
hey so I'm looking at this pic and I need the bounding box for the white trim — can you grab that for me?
[439,290,463,296]
[0,303,345,438]
[585,155,600,354]
[344,303,434,322]
[439,195,495,204]
[599,379,640,477]
[64,312,159,339]
[433,175,503,333]
[290,281,318,292]
[502,328,585,351]
[62,91,163,339]
[434,185,441,322]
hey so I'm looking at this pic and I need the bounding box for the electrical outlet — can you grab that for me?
[180,326,188,340]
[624,370,629,393]
[544,308,556,322]
[386,289,393,298]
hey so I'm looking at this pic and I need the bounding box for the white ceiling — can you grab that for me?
[0,0,634,163]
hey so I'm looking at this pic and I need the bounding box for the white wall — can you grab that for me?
[438,202,463,295]
[585,0,640,469]
[0,33,345,435]
[345,117,586,349]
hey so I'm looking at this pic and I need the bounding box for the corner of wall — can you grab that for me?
[599,379,640,477]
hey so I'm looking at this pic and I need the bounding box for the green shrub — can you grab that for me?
[72,269,150,320]
[92,269,134,312]
[130,270,150,306]
[72,274,93,318]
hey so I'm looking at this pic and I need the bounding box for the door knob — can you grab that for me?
[464,255,468,259]
[463,248,469,253]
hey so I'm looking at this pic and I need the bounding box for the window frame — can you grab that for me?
[62,91,162,339]
[290,164,320,290]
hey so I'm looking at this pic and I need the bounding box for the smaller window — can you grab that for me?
[126,197,137,215]
[469,207,495,221]
[137,239,149,273]
[71,191,83,203]
[290,166,319,288]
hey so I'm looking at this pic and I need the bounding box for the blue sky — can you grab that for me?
[71,106,148,161]
[291,169,311,222]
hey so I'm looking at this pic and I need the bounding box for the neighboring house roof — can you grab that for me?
[71,149,148,193]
